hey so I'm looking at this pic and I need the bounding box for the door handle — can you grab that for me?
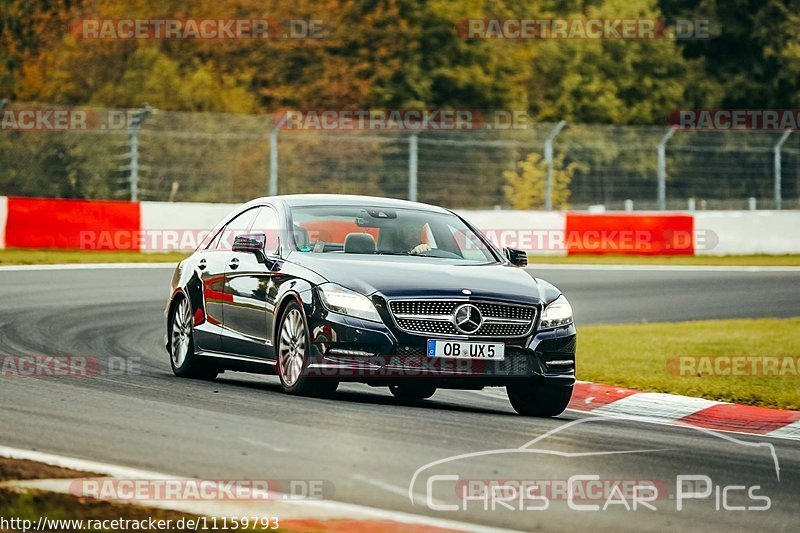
[229,257,240,270]
[198,258,207,270]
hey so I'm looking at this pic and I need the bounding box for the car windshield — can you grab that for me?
[289,205,498,263]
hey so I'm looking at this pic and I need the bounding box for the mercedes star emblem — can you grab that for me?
[453,303,483,334]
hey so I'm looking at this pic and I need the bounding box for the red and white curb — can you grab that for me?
[568,382,800,440]
[0,446,510,533]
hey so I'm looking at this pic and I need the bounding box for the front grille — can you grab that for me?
[388,299,536,338]
[395,318,459,335]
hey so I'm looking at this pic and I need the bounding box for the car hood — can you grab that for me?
[289,253,546,304]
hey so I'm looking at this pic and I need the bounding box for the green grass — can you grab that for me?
[578,317,800,410]
[0,249,188,265]
[0,458,293,533]
[0,489,230,533]
[528,254,800,266]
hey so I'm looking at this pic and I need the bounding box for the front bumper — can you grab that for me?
[302,292,576,387]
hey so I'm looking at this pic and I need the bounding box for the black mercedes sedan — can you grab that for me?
[165,195,576,416]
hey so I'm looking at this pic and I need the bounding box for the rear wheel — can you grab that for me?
[169,295,218,380]
[389,383,437,401]
[507,382,572,417]
[277,302,338,396]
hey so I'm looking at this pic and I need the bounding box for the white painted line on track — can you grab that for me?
[0,445,172,479]
[0,262,175,271]
[350,474,410,499]
[239,436,289,453]
[350,473,448,508]
[527,263,800,272]
[0,444,516,533]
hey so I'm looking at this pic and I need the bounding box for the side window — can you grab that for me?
[448,223,484,260]
[215,208,258,250]
[204,230,222,250]
[250,206,281,254]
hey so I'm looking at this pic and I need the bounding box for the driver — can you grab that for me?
[396,222,431,255]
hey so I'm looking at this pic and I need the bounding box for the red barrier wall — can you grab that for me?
[5,197,141,250]
[565,213,694,255]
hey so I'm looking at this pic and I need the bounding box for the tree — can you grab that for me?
[503,152,576,209]
[660,0,800,108]
[530,0,703,125]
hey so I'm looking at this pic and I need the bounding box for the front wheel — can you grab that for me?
[277,302,338,397]
[169,295,218,380]
[507,382,572,417]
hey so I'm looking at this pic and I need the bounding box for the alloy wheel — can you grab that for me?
[171,297,193,368]
[279,308,306,386]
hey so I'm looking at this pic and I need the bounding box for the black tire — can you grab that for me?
[389,383,437,401]
[169,295,218,380]
[507,382,572,417]
[276,301,338,397]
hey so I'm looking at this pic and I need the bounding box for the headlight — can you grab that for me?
[539,295,573,329]
[318,283,382,323]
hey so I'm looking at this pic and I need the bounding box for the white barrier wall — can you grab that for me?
[140,201,238,252]
[137,203,569,253]
[137,202,800,255]
[695,211,800,255]
[0,196,7,250]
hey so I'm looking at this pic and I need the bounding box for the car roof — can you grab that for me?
[251,194,451,214]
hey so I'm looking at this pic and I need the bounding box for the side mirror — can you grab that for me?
[233,233,281,269]
[504,247,528,267]
[233,233,266,254]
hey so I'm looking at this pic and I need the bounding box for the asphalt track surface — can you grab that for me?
[0,265,798,532]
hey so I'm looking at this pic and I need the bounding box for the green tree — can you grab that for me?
[530,0,702,124]
[503,152,576,209]
[660,0,800,108]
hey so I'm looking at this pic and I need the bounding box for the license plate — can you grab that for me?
[427,340,505,360]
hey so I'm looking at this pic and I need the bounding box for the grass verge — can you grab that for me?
[0,249,799,266]
[0,458,284,533]
[528,254,800,266]
[0,457,203,533]
[0,458,89,482]
[0,489,214,533]
[0,249,188,265]
[578,317,800,410]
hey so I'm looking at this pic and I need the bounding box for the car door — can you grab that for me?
[221,205,281,358]
[190,209,257,353]
[191,245,229,353]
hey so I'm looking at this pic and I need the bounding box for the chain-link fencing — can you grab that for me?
[1,103,798,210]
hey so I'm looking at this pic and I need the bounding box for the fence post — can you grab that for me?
[408,133,418,202]
[269,114,288,197]
[774,130,792,210]
[544,120,567,211]
[657,127,676,211]
[127,108,151,202]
